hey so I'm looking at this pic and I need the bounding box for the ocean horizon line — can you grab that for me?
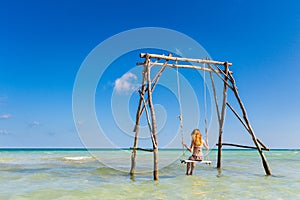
[0,147,298,151]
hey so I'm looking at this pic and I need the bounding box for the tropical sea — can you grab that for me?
[0,149,299,199]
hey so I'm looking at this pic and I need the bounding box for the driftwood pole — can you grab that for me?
[130,67,147,178]
[228,72,271,175]
[145,56,159,180]
[210,72,221,122]
[217,62,229,169]
[130,57,168,180]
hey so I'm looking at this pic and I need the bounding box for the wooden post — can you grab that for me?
[217,62,229,169]
[209,72,221,123]
[228,72,271,175]
[131,58,167,180]
[130,66,147,178]
[145,56,159,180]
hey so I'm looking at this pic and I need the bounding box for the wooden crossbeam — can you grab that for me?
[130,147,153,152]
[217,143,269,151]
[207,63,234,90]
[140,53,232,66]
[226,102,250,132]
[137,62,220,73]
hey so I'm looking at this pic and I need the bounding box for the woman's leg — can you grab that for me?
[186,163,190,175]
[190,163,195,175]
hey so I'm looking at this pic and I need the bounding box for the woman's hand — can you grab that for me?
[204,141,209,150]
[182,142,192,152]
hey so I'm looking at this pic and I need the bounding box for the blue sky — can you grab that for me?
[0,0,299,148]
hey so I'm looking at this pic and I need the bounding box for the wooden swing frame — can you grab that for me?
[130,53,271,180]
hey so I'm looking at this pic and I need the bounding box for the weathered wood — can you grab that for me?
[130,147,154,152]
[130,67,147,177]
[217,62,229,169]
[153,148,158,180]
[137,62,234,76]
[257,138,269,150]
[213,64,233,82]
[207,64,233,90]
[226,102,270,151]
[140,91,156,146]
[228,72,271,175]
[140,53,232,66]
[226,102,250,132]
[131,58,168,180]
[210,72,221,123]
[210,70,222,167]
[138,61,168,119]
[145,56,159,180]
[143,62,221,74]
[150,62,168,92]
[217,143,269,151]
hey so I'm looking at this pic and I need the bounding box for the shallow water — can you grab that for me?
[0,149,299,199]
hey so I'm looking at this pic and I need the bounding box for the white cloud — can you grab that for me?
[29,121,41,127]
[0,114,11,119]
[114,72,138,94]
[0,130,9,134]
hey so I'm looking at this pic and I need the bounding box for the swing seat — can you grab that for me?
[180,159,212,165]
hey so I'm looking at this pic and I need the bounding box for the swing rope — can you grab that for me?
[175,60,185,156]
[176,61,210,162]
[203,63,210,160]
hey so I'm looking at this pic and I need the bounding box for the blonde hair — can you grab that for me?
[191,129,203,146]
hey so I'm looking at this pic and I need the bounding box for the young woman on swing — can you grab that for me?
[182,129,209,175]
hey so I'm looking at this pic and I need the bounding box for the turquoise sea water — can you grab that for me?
[0,149,299,199]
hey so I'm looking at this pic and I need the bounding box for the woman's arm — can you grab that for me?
[203,140,209,150]
[190,142,194,153]
[182,142,192,152]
